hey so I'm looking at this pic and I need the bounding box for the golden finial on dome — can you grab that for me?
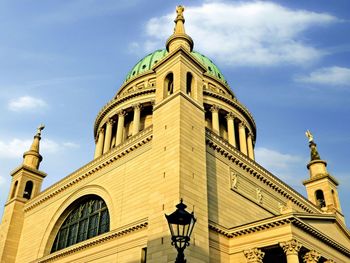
[166,5,194,52]
[174,5,185,34]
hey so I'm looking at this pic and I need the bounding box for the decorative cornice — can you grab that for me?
[205,128,319,214]
[34,218,148,263]
[208,214,350,257]
[303,173,339,186]
[24,126,153,212]
[11,164,47,178]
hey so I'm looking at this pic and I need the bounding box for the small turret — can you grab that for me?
[23,124,44,170]
[303,130,344,221]
[0,125,47,262]
[166,5,194,52]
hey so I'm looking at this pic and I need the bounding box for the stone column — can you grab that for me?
[247,131,255,160]
[303,250,320,263]
[226,112,236,147]
[239,121,248,155]
[103,118,114,154]
[94,127,105,158]
[116,110,127,145]
[132,103,142,136]
[243,248,265,263]
[280,239,302,263]
[210,105,220,134]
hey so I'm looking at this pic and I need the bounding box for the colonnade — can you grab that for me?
[209,105,255,160]
[94,103,144,158]
[243,239,336,263]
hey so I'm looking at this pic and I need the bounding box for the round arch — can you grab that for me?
[37,184,115,257]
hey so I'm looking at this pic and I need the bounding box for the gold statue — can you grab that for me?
[176,5,185,19]
[36,124,45,136]
[305,130,313,142]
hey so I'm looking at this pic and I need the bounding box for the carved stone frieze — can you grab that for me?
[256,188,263,204]
[230,170,238,189]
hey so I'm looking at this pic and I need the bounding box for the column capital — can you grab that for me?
[280,239,302,256]
[107,118,115,125]
[132,103,143,110]
[239,121,246,129]
[210,104,220,113]
[225,112,236,120]
[243,248,265,263]
[99,127,105,134]
[303,250,320,263]
[117,110,127,117]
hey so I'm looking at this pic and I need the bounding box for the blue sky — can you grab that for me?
[0,0,349,225]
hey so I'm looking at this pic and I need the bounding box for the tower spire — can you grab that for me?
[166,5,194,52]
[23,124,45,170]
[303,130,343,219]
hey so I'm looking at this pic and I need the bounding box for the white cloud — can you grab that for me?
[8,96,47,112]
[62,142,80,149]
[138,1,337,66]
[295,66,350,86]
[0,138,79,159]
[255,147,305,185]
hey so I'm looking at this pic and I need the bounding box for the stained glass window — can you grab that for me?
[51,196,110,253]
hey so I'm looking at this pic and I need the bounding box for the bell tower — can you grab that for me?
[147,6,210,262]
[303,130,343,221]
[0,125,47,263]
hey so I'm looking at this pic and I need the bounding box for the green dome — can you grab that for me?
[125,49,226,83]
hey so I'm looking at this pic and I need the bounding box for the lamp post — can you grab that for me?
[165,199,196,263]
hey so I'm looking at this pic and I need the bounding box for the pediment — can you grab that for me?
[296,214,350,249]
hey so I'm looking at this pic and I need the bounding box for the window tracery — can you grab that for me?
[51,196,110,253]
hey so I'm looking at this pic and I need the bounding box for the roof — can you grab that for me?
[125,49,226,83]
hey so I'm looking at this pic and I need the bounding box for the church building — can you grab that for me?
[0,6,349,263]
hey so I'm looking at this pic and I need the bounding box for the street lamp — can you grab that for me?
[165,199,196,263]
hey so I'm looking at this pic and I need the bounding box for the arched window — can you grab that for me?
[186,72,193,96]
[11,181,18,199]
[315,189,326,208]
[51,196,110,253]
[23,181,33,199]
[164,73,174,97]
